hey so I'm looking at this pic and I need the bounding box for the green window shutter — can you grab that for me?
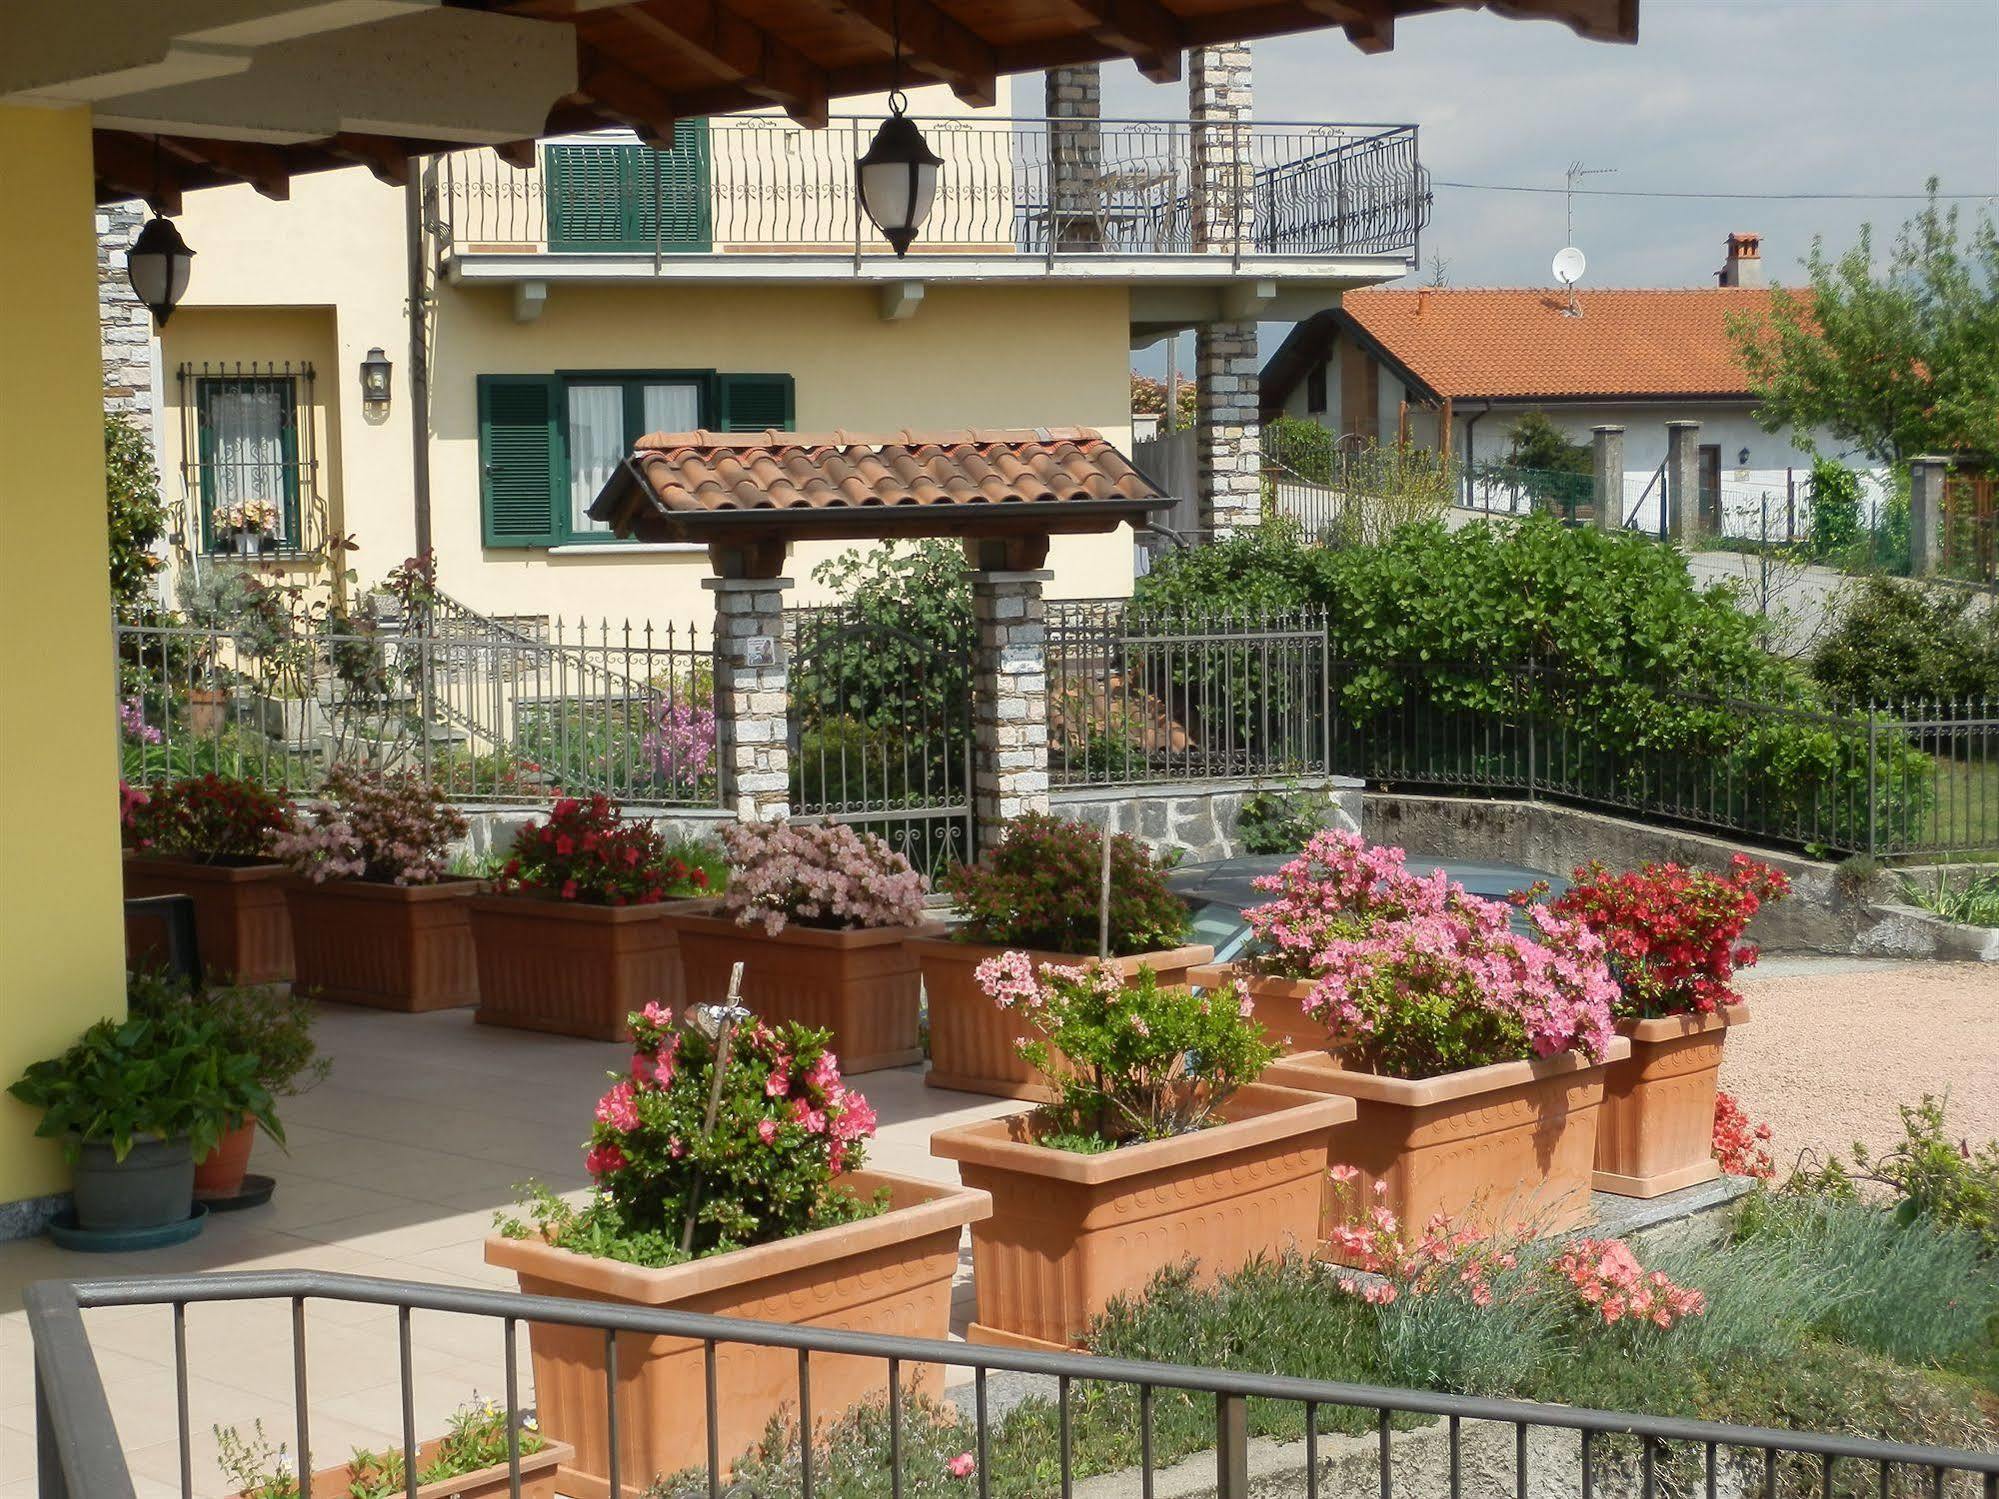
[546,134,711,253]
[715,373,796,433]
[478,375,562,548]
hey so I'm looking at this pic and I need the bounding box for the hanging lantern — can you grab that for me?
[856,101,943,258]
[126,215,195,328]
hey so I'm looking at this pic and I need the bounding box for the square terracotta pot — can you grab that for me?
[930,1081,1351,1350]
[122,854,293,984]
[1263,1039,1631,1262]
[671,910,944,1073]
[470,895,699,1041]
[283,877,479,1011]
[914,938,1214,1100]
[244,1433,572,1499]
[1594,1005,1748,1198]
[1187,963,1338,1054]
[484,1170,990,1497]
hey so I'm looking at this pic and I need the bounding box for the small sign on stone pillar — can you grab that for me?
[705,574,792,823]
[969,560,1052,851]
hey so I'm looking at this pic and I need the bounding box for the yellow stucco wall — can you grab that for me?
[0,104,127,1204]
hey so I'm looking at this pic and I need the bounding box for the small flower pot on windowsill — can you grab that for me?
[671,908,947,1073]
[234,1433,574,1499]
[1593,1005,1749,1198]
[1187,963,1339,1054]
[930,1081,1350,1351]
[283,877,479,1011]
[913,938,1214,1099]
[484,1170,989,1497]
[122,853,294,984]
[1262,1040,1631,1264]
[470,894,703,1041]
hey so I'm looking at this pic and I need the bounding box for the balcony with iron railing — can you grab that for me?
[431,116,1426,297]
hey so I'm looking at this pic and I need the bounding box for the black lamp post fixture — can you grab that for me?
[360,346,394,410]
[126,214,195,328]
[854,0,941,258]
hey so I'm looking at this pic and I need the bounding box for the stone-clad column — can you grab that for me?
[705,574,791,822]
[1197,323,1261,539]
[1665,420,1701,547]
[1047,65,1103,252]
[1190,43,1252,255]
[1909,456,1950,577]
[970,565,1051,850]
[1591,425,1624,533]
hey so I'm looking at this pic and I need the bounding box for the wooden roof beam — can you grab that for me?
[1063,0,1185,83]
[327,133,412,187]
[578,56,683,144]
[94,131,184,214]
[828,0,999,109]
[1298,0,1395,51]
[160,133,292,200]
[606,3,829,128]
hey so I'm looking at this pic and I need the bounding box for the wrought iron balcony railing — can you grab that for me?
[431,116,1425,265]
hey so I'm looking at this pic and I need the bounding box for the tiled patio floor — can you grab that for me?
[0,1002,1024,1499]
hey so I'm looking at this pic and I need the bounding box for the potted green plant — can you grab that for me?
[470,795,718,1040]
[485,1003,988,1492]
[8,1006,280,1233]
[270,764,478,1011]
[1547,856,1788,1197]
[121,774,296,983]
[669,820,941,1072]
[217,1397,572,1499]
[929,955,1348,1349]
[128,971,329,1200]
[916,814,1212,1098]
[1254,833,1628,1257]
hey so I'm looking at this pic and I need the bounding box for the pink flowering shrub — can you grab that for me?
[642,699,716,794]
[1244,831,1452,980]
[268,764,467,885]
[1712,1089,1776,1179]
[719,820,928,935]
[975,953,1277,1148]
[1547,1237,1706,1328]
[118,695,163,746]
[501,1004,883,1266]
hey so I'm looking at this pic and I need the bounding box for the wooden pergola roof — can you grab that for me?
[92,0,1637,207]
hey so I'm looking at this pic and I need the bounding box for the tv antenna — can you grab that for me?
[1555,160,1613,316]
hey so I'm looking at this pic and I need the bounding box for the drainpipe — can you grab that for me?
[404,166,433,563]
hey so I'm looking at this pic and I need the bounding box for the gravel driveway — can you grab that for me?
[1721,958,1999,1175]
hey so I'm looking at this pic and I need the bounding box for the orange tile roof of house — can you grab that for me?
[1334,286,1781,402]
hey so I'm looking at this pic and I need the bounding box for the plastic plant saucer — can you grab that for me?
[200,1173,276,1213]
[49,1204,208,1253]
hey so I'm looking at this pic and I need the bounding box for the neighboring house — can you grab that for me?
[1259,235,1886,532]
[140,77,1423,628]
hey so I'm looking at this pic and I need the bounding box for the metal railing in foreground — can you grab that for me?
[27,1269,1999,1499]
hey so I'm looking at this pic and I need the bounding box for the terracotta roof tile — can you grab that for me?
[1338,287,1781,401]
[624,428,1164,513]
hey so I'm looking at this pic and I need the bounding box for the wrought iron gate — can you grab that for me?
[786,606,975,880]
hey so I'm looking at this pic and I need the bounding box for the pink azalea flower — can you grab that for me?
[947,1453,976,1479]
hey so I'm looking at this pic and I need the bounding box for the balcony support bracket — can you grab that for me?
[879,279,925,322]
[1219,278,1277,321]
[512,279,548,323]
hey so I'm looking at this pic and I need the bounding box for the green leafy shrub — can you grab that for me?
[799,542,972,732]
[1812,576,1999,704]
[1789,1095,1999,1255]
[128,970,328,1117]
[105,414,169,613]
[942,812,1189,956]
[1808,458,1866,557]
[1235,785,1343,854]
[1901,867,1999,927]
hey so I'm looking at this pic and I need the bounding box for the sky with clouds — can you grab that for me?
[1109,0,1998,368]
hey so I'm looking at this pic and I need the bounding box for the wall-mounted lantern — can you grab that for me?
[360,347,393,411]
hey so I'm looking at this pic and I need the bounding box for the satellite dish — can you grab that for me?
[1553,246,1587,286]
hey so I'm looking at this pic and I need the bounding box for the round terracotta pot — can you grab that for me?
[192,1121,257,1201]
[1593,1003,1750,1198]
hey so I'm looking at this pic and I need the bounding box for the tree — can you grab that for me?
[1730,183,1999,465]
[1492,410,1591,515]
[105,414,170,613]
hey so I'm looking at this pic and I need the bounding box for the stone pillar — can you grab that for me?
[1665,420,1702,546]
[1046,65,1102,252]
[96,202,155,425]
[1591,425,1625,533]
[705,574,792,822]
[969,564,1050,850]
[1909,456,1951,577]
[1196,323,1261,539]
[1190,44,1252,255]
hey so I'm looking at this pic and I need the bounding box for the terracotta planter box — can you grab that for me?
[1263,1039,1632,1262]
[237,1433,572,1499]
[915,938,1214,1100]
[284,878,479,1011]
[931,1081,1350,1350]
[672,911,945,1073]
[122,855,293,984]
[1594,1005,1749,1198]
[484,1170,989,1498]
[1188,963,1338,1054]
[470,895,699,1041]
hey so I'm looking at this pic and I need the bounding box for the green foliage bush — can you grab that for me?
[1236,785,1344,854]
[1790,1095,1999,1256]
[106,414,169,614]
[1808,458,1866,557]
[1811,576,1999,704]
[942,812,1189,956]
[799,542,972,733]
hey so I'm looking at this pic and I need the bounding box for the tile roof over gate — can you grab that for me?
[1287,286,1781,405]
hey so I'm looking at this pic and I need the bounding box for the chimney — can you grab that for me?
[1717,232,1764,287]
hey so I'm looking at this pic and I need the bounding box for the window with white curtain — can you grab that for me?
[566,379,701,534]
[196,376,299,550]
